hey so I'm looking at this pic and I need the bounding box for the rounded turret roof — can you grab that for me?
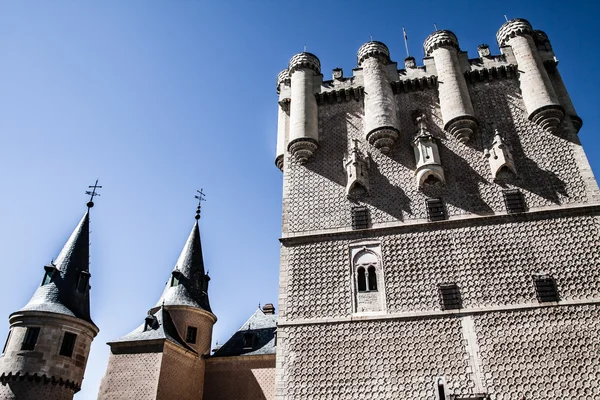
[423,30,459,56]
[357,41,390,65]
[496,18,534,47]
[288,52,321,74]
[276,69,290,94]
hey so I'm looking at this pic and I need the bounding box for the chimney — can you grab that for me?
[262,303,275,314]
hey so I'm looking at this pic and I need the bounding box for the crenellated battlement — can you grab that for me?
[274,18,583,168]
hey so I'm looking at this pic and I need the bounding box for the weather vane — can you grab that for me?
[85,179,102,208]
[195,189,206,220]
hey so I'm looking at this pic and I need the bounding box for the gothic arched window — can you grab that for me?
[368,266,377,291]
[357,267,366,292]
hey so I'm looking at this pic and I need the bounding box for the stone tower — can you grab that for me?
[0,207,99,399]
[97,211,216,400]
[274,18,600,400]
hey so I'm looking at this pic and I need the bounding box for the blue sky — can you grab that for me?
[0,1,598,398]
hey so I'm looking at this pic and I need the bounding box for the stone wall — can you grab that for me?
[285,79,594,234]
[204,355,275,400]
[156,344,203,400]
[96,352,162,399]
[0,380,74,400]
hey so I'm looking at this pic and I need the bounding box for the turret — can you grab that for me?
[533,29,582,132]
[497,19,564,132]
[275,69,291,170]
[412,111,444,188]
[0,204,99,399]
[424,30,478,142]
[98,204,216,400]
[357,41,400,153]
[287,52,321,163]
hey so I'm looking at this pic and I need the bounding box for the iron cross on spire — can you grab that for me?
[195,189,206,220]
[86,179,102,208]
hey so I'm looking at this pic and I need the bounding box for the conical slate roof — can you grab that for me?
[155,219,211,312]
[19,210,95,325]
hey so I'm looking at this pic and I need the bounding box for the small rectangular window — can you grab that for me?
[426,198,446,222]
[3,330,12,354]
[438,283,462,310]
[351,206,369,230]
[533,274,559,302]
[170,272,180,287]
[186,326,197,344]
[503,189,526,214]
[21,327,40,351]
[59,332,77,357]
[243,333,255,349]
[77,272,90,293]
[41,271,53,286]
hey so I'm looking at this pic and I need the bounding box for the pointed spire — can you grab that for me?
[20,209,94,324]
[155,213,212,312]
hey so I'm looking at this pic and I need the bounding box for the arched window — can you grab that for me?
[357,267,366,292]
[368,266,377,291]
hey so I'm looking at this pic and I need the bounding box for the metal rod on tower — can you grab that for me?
[504,14,509,22]
[434,23,438,31]
[403,27,410,57]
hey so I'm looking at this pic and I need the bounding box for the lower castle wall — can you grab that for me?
[156,344,203,400]
[0,380,73,400]
[96,352,162,399]
[275,304,600,400]
[204,355,275,400]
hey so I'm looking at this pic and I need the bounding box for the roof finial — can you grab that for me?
[85,179,102,208]
[195,189,206,220]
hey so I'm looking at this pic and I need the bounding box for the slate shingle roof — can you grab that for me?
[155,220,211,312]
[19,210,95,325]
[212,308,277,357]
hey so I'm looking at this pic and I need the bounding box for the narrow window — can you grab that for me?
[351,206,370,230]
[42,270,53,286]
[368,266,377,291]
[533,274,559,302]
[357,267,366,292]
[77,272,90,293]
[21,327,40,351]
[503,189,526,213]
[186,326,197,344]
[59,332,77,357]
[243,332,255,349]
[426,198,446,221]
[438,283,462,310]
[170,272,180,287]
[437,381,446,400]
[3,330,12,354]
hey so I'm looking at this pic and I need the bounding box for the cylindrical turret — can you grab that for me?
[533,30,582,133]
[357,41,399,153]
[497,19,564,132]
[287,52,320,163]
[275,69,291,170]
[424,30,478,143]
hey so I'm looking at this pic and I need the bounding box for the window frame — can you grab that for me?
[59,331,77,358]
[21,327,41,351]
[185,326,197,344]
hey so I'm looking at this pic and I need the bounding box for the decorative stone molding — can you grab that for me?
[412,112,445,188]
[288,52,321,74]
[288,138,318,163]
[276,69,290,94]
[343,139,370,198]
[424,30,460,56]
[529,105,565,133]
[357,41,390,65]
[349,242,386,314]
[367,128,398,154]
[446,115,479,143]
[496,18,534,47]
[483,126,517,179]
[465,65,516,83]
[0,372,81,393]
[316,87,363,105]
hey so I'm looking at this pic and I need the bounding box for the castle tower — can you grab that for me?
[357,41,400,152]
[97,208,216,400]
[0,205,99,399]
[274,18,600,400]
[496,18,564,132]
[424,30,478,142]
[286,52,321,162]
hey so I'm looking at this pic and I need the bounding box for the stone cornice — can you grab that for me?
[0,371,81,393]
[357,41,391,66]
[9,310,99,337]
[424,30,460,56]
[496,18,534,47]
[288,52,321,75]
[465,64,517,83]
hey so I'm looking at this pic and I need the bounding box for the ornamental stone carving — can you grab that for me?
[412,112,445,188]
[343,139,370,198]
[484,125,517,179]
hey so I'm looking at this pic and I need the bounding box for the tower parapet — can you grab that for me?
[497,18,564,132]
[275,69,291,170]
[424,30,478,143]
[357,41,400,153]
[287,52,321,163]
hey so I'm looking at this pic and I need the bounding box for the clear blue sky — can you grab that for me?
[0,1,598,398]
